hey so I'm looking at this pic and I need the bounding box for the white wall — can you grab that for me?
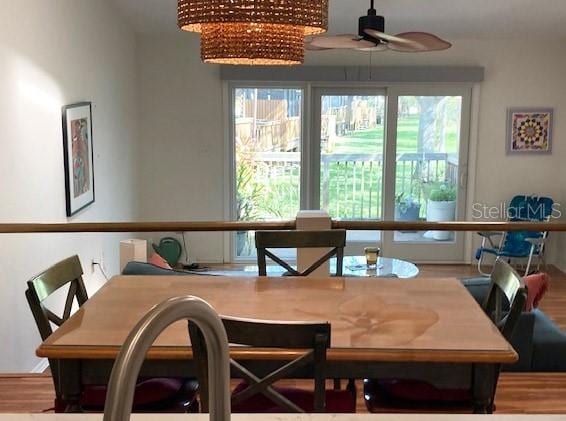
[136,35,225,262]
[136,34,566,267]
[0,0,138,371]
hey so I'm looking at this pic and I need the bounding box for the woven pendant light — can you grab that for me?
[178,0,328,65]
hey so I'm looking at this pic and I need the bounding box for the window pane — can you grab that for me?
[234,88,302,258]
[319,95,385,242]
[394,96,462,243]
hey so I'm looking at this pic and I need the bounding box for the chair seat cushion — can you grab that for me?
[231,382,355,413]
[74,378,195,411]
[363,379,471,412]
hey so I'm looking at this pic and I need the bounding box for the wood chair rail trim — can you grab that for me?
[2,220,566,233]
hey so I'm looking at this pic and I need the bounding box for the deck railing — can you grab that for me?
[252,152,459,220]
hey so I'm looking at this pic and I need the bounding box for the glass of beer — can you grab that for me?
[364,247,380,268]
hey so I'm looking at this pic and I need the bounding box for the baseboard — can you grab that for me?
[31,359,49,374]
[550,263,566,275]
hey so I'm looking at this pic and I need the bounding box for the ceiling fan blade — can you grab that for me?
[388,32,452,52]
[308,34,376,50]
[363,29,422,49]
[356,44,388,52]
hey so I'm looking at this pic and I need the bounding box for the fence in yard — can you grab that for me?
[235,117,301,152]
[251,152,459,220]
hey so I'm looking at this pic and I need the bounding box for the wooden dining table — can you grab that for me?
[37,275,517,413]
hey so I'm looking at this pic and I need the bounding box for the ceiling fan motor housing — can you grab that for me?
[359,13,385,42]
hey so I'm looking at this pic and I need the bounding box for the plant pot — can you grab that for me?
[426,200,456,241]
[395,204,421,222]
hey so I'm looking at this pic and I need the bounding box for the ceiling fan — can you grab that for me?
[305,0,452,53]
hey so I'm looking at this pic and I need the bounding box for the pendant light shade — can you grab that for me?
[178,0,329,65]
[200,23,304,65]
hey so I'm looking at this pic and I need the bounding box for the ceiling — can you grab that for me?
[112,0,566,39]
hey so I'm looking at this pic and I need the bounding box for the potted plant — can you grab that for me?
[235,159,281,256]
[425,182,457,241]
[394,193,421,222]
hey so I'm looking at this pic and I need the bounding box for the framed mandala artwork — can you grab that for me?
[507,108,553,155]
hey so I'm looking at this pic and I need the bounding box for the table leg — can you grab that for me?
[59,360,84,413]
[471,363,498,414]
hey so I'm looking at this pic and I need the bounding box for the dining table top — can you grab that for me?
[37,275,517,364]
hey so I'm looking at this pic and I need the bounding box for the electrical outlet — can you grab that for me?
[91,252,106,275]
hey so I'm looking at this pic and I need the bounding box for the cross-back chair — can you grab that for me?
[25,255,88,402]
[363,259,527,414]
[483,258,527,343]
[255,230,346,277]
[25,255,198,413]
[189,316,356,413]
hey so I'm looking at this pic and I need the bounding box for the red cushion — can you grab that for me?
[80,378,184,410]
[363,378,471,413]
[376,379,471,402]
[231,382,355,413]
[524,272,549,311]
[148,253,172,270]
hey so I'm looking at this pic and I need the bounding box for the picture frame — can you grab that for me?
[62,102,95,216]
[507,108,553,155]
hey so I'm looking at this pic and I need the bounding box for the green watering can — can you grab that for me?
[152,237,183,267]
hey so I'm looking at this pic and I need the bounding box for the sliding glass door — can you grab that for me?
[383,87,471,262]
[229,84,471,262]
[311,89,386,252]
[232,87,303,259]
[311,86,470,262]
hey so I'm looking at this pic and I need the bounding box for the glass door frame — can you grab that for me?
[382,85,473,263]
[309,87,388,255]
[226,81,308,262]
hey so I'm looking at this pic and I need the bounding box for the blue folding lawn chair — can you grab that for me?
[475,195,554,276]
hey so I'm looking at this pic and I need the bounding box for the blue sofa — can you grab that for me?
[122,261,214,277]
[462,277,566,372]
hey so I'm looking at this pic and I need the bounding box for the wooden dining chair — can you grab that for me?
[483,258,528,341]
[363,258,527,414]
[255,229,353,393]
[25,255,198,413]
[189,317,356,413]
[255,230,346,277]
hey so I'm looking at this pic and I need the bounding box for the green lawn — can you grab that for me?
[331,115,459,154]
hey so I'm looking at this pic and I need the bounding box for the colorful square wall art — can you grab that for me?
[62,102,95,216]
[507,108,553,155]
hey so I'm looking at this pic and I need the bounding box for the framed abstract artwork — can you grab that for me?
[507,108,553,155]
[62,102,95,216]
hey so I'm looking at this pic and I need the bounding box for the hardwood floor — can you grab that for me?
[3,373,566,414]
[3,264,566,413]
[0,374,54,413]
